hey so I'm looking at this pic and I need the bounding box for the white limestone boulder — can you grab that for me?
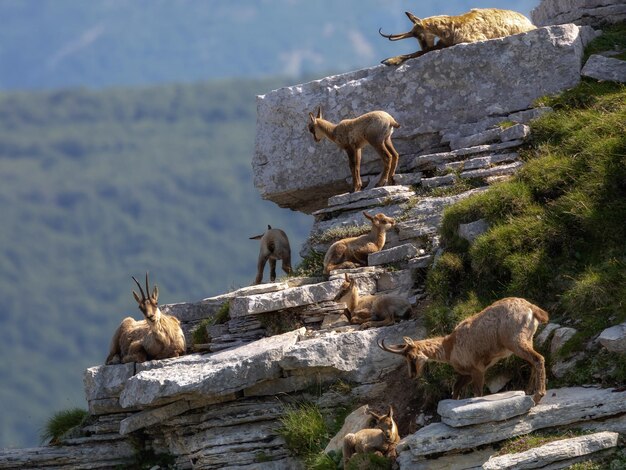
[598,321,626,353]
[582,55,626,83]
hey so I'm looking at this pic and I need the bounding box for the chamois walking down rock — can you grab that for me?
[337,274,411,329]
[343,405,400,467]
[379,8,536,65]
[307,106,400,192]
[323,212,395,275]
[379,297,549,404]
[105,273,186,365]
[249,225,292,284]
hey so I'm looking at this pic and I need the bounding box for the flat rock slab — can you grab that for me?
[327,185,413,207]
[399,386,626,458]
[437,391,535,427]
[229,279,344,317]
[599,321,626,353]
[582,54,626,83]
[84,362,135,402]
[368,243,419,266]
[532,0,626,27]
[482,431,619,470]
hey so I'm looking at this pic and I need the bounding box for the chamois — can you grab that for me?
[249,225,292,284]
[323,212,395,275]
[307,106,400,192]
[378,297,548,404]
[105,273,186,365]
[379,8,536,66]
[337,274,411,329]
[343,405,400,467]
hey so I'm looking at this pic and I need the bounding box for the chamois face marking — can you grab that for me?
[307,107,324,142]
[370,406,398,442]
[132,275,160,323]
[366,212,395,230]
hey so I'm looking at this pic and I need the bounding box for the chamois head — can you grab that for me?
[132,272,161,324]
[379,11,436,51]
[307,106,324,142]
[369,405,398,443]
[378,336,428,378]
[363,211,395,230]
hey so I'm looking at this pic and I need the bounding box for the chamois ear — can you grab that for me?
[151,285,159,302]
[316,106,322,119]
[249,234,264,240]
[132,290,142,305]
[405,11,422,25]
[388,405,394,418]
[363,211,374,221]
[368,409,383,421]
[267,225,272,230]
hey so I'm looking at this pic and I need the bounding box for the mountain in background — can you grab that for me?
[0,0,535,90]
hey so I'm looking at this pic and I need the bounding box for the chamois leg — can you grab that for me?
[452,374,472,399]
[269,258,277,282]
[372,144,392,187]
[122,340,148,364]
[361,316,395,330]
[345,148,361,192]
[354,147,363,192]
[470,369,486,398]
[343,433,357,468]
[254,253,268,284]
[384,136,400,184]
[381,50,426,66]
[350,308,371,324]
[511,342,546,404]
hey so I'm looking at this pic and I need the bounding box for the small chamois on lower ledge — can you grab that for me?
[343,405,400,468]
[336,273,411,329]
[379,8,536,65]
[379,297,549,404]
[323,212,395,275]
[105,273,186,365]
[307,106,400,192]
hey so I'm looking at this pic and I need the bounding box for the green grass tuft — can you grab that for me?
[278,402,329,458]
[294,250,325,278]
[345,452,392,470]
[40,408,88,445]
[582,22,626,62]
[191,318,211,345]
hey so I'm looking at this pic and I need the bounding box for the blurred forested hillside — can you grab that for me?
[0,79,312,447]
[0,0,536,90]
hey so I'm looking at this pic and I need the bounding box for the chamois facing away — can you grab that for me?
[378,297,548,404]
[379,8,536,66]
[105,273,186,365]
[337,274,411,329]
[249,225,292,285]
[307,106,400,192]
[323,212,395,275]
[343,405,400,467]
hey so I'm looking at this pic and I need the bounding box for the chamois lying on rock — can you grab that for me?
[106,273,186,365]
[379,8,536,65]
[337,274,411,329]
[307,106,400,192]
[379,297,548,404]
[323,212,395,275]
[343,405,400,467]
[249,225,292,284]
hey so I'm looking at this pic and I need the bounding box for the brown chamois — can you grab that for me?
[323,212,395,275]
[249,225,292,285]
[337,274,411,329]
[379,8,536,66]
[378,297,548,404]
[307,106,400,192]
[105,273,186,365]
[343,405,400,467]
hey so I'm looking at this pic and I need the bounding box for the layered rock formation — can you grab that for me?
[532,0,626,27]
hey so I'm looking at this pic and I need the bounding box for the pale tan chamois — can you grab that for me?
[378,297,549,404]
[249,225,292,285]
[105,273,186,365]
[307,106,400,192]
[343,405,400,467]
[337,274,411,329]
[323,212,395,275]
[379,8,536,66]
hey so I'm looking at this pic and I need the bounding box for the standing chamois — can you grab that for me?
[323,212,395,275]
[343,405,400,467]
[379,8,536,65]
[105,273,186,365]
[307,106,400,192]
[378,298,548,404]
[249,225,292,284]
[337,274,411,329]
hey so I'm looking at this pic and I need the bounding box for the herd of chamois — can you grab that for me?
[104,8,547,465]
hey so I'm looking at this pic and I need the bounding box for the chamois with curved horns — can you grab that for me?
[307,106,400,192]
[379,8,536,66]
[249,225,292,284]
[343,405,400,467]
[323,212,395,275]
[337,274,411,329]
[105,273,186,365]
[378,297,548,404]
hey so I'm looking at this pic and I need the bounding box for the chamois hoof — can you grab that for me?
[381,57,403,66]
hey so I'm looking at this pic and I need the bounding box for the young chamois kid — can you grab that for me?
[323,212,395,275]
[337,274,411,329]
[343,406,400,467]
[378,297,548,404]
[106,273,186,365]
[249,225,292,284]
[379,8,536,65]
[307,106,400,192]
